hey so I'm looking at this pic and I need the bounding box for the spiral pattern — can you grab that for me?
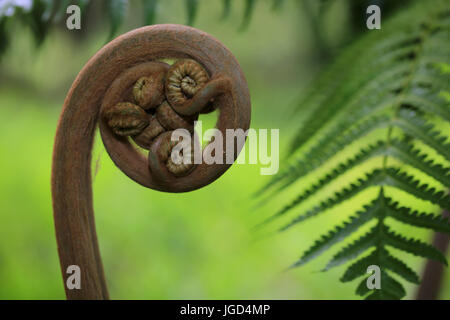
[166,59,209,105]
[53,24,251,300]
[100,55,243,180]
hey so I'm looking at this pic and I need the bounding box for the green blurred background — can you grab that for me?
[0,0,448,299]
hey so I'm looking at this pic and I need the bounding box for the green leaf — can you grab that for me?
[239,0,256,31]
[221,0,232,20]
[290,202,378,268]
[256,0,450,300]
[260,142,386,225]
[324,227,377,270]
[107,0,128,40]
[341,250,378,282]
[386,199,450,233]
[257,114,389,197]
[383,226,448,265]
[278,170,385,231]
[384,168,450,210]
[357,271,406,299]
[383,251,420,284]
[0,18,9,58]
[401,92,450,122]
[388,140,450,188]
[185,0,198,26]
[395,109,450,161]
[142,0,158,25]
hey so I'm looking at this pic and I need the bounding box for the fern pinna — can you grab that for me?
[257,1,450,299]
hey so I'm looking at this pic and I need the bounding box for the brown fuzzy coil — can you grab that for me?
[103,102,149,136]
[132,115,165,150]
[165,59,209,108]
[132,68,167,110]
[156,100,197,132]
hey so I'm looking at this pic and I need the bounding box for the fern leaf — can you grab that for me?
[261,142,385,224]
[384,168,450,210]
[185,0,198,26]
[289,60,409,154]
[402,93,450,122]
[324,227,377,271]
[382,227,448,265]
[386,199,450,233]
[341,250,378,282]
[239,0,256,31]
[290,204,378,268]
[142,0,158,25]
[357,271,406,299]
[278,170,385,231]
[365,290,401,300]
[264,139,448,224]
[388,140,450,188]
[382,251,420,284]
[257,114,389,197]
[276,166,449,232]
[221,0,232,20]
[257,0,450,300]
[395,109,450,161]
[107,0,128,40]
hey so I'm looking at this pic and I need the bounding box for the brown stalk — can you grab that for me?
[416,209,450,300]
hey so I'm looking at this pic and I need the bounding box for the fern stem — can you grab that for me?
[416,208,450,299]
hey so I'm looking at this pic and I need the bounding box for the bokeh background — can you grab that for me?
[0,0,448,299]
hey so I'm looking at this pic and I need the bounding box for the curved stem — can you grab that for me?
[52,100,109,299]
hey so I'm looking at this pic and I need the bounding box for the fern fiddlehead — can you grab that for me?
[258,1,450,299]
[52,25,251,299]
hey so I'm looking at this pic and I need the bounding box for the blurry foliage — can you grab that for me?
[257,0,450,299]
[0,0,413,59]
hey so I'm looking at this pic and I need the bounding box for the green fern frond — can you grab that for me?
[324,227,377,271]
[382,226,448,265]
[261,140,448,225]
[142,0,158,25]
[221,0,232,20]
[340,249,378,282]
[278,170,385,231]
[383,168,449,209]
[388,140,450,188]
[185,0,198,26]
[260,142,386,225]
[394,109,450,161]
[256,114,390,196]
[290,201,379,268]
[382,251,420,284]
[107,0,128,40]
[240,0,257,31]
[277,167,448,232]
[258,0,450,300]
[401,93,450,122]
[357,271,406,299]
[386,200,450,233]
